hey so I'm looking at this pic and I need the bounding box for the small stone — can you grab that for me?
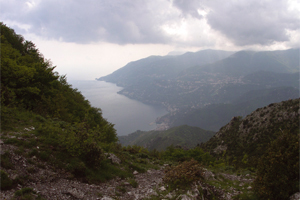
[165,193,173,198]
[0,140,4,145]
[247,186,252,189]
[290,192,300,200]
[159,186,166,191]
[105,153,121,165]
[14,156,21,161]
[133,170,138,175]
[107,187,115,194]
[101,196,114,200]
[67,188,84,199]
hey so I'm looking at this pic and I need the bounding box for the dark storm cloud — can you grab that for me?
[0,0,172,44]
[173,0,300,46]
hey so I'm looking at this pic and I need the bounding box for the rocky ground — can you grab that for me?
[3,128,298,200]
[1,140,164,200]
[0,139,254,200]
[0,141,234,200]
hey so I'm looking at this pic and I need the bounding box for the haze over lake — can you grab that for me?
[69,80,167,136]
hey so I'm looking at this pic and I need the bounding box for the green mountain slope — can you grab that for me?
[199,98,299,167]
[119,125,215,151]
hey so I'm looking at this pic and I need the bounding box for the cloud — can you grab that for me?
[1,0,299,47]
[1,0,174,44]
[173,0,300,46]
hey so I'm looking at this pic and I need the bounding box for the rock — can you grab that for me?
[66,188,84,199]
[133,170,139,175]
[290,192,300,200]
[203,170,215,180]
[107,187,115,194]
[123,181,130,185]
[213,145,227,154]
[159,186,166,191]
[24,126,35,131]
[247,186,252,189]
[177,194,193,200]
[101,196,114,200]
[105,153,121,165]
[0,140,4,145]
[165,192,173,198]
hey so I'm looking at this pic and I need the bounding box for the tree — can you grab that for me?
[253,130,299,200]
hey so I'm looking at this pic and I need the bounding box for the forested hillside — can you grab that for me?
[1,22,116,139]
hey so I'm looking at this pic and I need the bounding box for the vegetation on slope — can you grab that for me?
[200,98,299,168]
[0,22,158,184]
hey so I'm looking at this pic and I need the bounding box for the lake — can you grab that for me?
[69,80,167,136]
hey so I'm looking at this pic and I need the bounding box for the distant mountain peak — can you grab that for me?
[167,51,186,56]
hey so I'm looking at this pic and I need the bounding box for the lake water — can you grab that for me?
[69,80,167,136]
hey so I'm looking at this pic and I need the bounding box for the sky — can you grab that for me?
[1,0,300,80]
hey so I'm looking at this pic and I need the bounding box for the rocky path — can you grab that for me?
[1,142,165,200]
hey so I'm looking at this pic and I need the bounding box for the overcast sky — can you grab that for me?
[1,0,300,80]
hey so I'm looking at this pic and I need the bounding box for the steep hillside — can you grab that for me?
[119,125,215,151]
[200,98,299,167]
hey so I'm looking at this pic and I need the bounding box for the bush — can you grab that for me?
[0,170,12,190]
[253,131,299,200]
[163,159,204,189]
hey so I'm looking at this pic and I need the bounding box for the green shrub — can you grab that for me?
[253,131,299,200]
[163,159,204,189]
[0,170,12,190]
[128,178,138,188]
[14,187,35,196]
[66,159,87,177]
[1,152,14,169]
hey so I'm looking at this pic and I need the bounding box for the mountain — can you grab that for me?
[119,125,215,151]
[98,48,299,111]
[97,49,234,87]
[199,98,299,167]
[184,49,299,78]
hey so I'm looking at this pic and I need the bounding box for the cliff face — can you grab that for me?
[201,98,300,167]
